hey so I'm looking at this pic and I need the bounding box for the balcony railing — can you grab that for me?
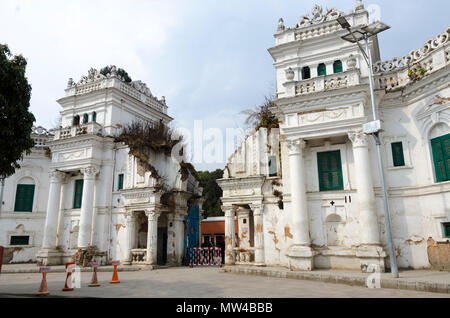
[282,69,361,98]
[233,247,255,265]
[53,122,103,140]
[373,27,449,91]
[131,249,147,265]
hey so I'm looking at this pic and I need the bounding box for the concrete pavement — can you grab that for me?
[0,267,449,298]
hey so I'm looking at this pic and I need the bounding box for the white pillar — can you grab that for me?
[146,210,160,265]
[77,165,99,249]
[286,139,315,271]
[56,178,69,247]
[173,213,185,265]
[348,131,381,245]
[224,207,235,265]
[124,212,136,265]
[252,205,265,265]
[166,213,175,265]
[287,139,310,245]
[42,170,65,249]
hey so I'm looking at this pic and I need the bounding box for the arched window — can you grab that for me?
[302,66,311,80]
[333,60,343,74]
[317,63,327,76]
[430,130,450,183]
[73,115,80,126]
[83,114,89,124]
[92,111,97,123]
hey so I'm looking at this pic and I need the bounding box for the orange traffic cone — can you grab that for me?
[89,266,100,287]
[62,262,75,291]
[37,270,50,296]
[110,261,120,284]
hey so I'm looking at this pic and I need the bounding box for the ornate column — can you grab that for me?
[145,210,160,265]
[286,139,315,271]
[77,165,99,249]
[173,212,185,265]
[56,174,69,247]
[251,204,265,266]
[348,131,386,271]
[166,213,176,265]
[123,212,136,265]
[37,170,66,265]
[42,170,66,249]
[224,207,236,265]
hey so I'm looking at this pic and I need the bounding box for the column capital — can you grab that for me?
[49,170,66,183]
[81,165,100,179]
[348,130,369,148]
[145,210,161,221]
[224,208,235,218]
[286,138,306,155]
[124,211,136,221]
[250,204,264,216]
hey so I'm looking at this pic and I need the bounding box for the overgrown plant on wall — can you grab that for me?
[115,120,182,184]
[241,96,279,132]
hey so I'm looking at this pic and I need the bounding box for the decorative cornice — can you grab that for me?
[65,66,168,114]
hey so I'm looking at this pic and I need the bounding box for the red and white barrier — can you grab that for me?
[189,247,222,267]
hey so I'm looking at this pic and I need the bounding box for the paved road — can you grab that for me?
[0,267,448,298]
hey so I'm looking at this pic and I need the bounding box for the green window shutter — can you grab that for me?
[92,112,97,123]
[14,184,35,212]
[302,67,311,80]
[333,60,343,73]
[83,113,89,124]
[391,142,405,167]
[317,63,327,76]
[10,236,30,245]
[431,134,450,182]
[444,223,450,238]
[73,179,84,209]
[317,151,344,191]
[118,174,124,190]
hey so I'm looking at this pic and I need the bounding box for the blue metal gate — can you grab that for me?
[183,205,200,265]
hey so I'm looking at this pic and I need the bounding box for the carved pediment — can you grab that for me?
[295,5,343,28]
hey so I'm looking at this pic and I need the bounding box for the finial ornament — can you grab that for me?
[277,18,285,32]
[356,0,364,10]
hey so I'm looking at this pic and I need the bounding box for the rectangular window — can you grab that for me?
[431,133,450,182]
[444,223,450,238]
[268,156,277,177]
[118,174,124,190]
[317,150,344,191]
[73,179,84,209]
[10,235,30,246]
[14,184,35,212]
[391,142,405,167]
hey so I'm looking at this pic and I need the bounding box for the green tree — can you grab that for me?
[0,44,35,179]
[100,65,132,83]
[198,169,224,218]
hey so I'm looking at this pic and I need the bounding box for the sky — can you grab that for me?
[0,0,449,171]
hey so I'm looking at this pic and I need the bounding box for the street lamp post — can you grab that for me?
[337,17,399,278]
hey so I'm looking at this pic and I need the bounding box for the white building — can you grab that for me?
[0,67,202,266]
[219,3,450,271]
